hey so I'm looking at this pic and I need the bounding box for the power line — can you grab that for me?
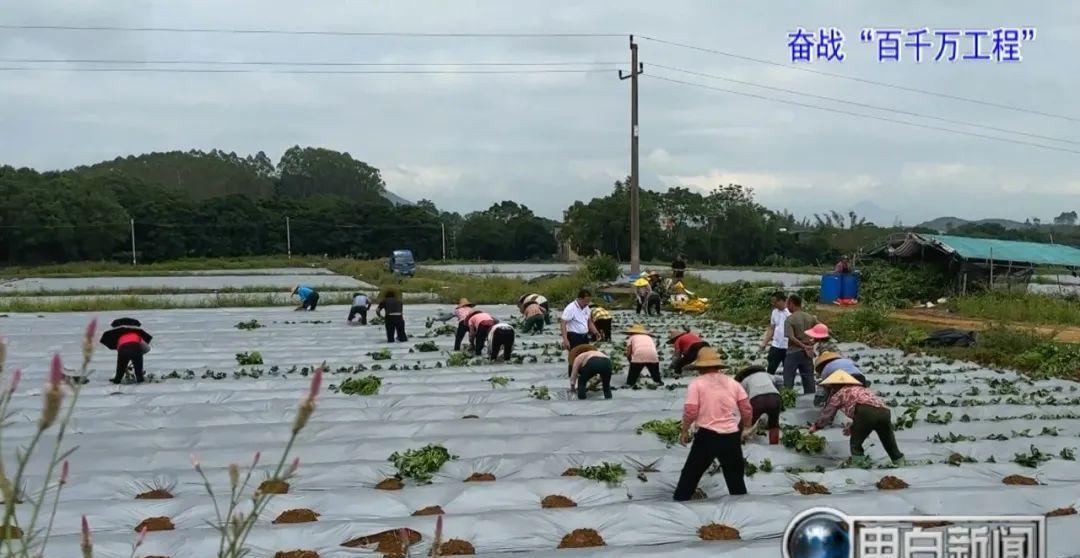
[646,74,1080,155]
[639,35,1080,124]
[0,24,624,38]
[1,57,624,67]
[0,67,620,75]
[650,63,1080,146]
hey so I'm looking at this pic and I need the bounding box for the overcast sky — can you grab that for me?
[2,1,1078,225]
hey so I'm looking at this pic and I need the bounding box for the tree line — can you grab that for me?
[0,148,555,264]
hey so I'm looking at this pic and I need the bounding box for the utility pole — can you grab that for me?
[285,216,292,259]
[129,218,137,265]
[441,222,447,260]
[619,35,644,276]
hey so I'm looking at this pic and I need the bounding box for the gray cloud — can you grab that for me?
[1,0,1078,224]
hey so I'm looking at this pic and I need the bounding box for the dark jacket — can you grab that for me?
[378,297,404,316]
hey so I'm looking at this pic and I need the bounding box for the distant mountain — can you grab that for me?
[851,201,902,227]
[917,216,1031,233]
[382,190,413,206]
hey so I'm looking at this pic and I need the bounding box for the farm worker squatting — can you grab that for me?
[624,324,662,387]
[517,293,550,324]
[735,365,782,445]
[568,343,612,400]
[347,292,371,325]
[813,351,868,407]
[810,370,905,467]
[519,297,547,334]
[292,285,320,311]
[99,317,152,385]
[673,347,751,501]
[667,327,708,376]
[376,288,408,343]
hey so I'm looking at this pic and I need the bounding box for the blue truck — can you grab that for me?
[388,249,416,276]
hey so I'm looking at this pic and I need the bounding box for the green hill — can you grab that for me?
[72,149,277,200]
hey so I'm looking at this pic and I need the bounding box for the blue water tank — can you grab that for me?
[841,274,860,300]
[819,274,842,304]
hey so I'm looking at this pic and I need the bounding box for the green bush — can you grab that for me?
[581,255,620,282]
[858,262,951,309]
[235,351,263,365]
[779,388,798,411]
[830,306,890,338]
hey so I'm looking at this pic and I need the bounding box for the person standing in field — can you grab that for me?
[668,327,709,376]
[591,306,613,342]
[569,343,613,400]
[783,294,819,395]
[810,371,904,467]
[673,347,752,501]
[759,291,790,376]
[735,365,782,445]
[624,324,663,386]
[376,288,408,343]
[347,292,371,324]
[292,284,320,311]
[561,289,601,376]
[100,318,153,385]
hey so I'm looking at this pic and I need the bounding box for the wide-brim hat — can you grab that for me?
[684,347,727,370]
[624,324,651,335]
[456,298,476,309]
[814,351,842,370]
[632,278,649,287]
[805,323,831,339]
[110,317,141,328]
[666,328,688,343]
[819,370,862,386]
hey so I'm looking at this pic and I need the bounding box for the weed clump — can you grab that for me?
[389,444,457,484]
[413,341,440,352]
[334,375,382,396]
[780,425,826,454]
[235,319,264,330]
[576,462,626,485]
[636,419,681,446]
[235,351,264,365]
[528,385,551,400]
[368,348,393,361]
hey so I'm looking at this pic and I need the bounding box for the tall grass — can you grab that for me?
[949,291,1080,326]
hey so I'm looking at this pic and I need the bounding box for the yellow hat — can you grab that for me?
[819,370,862,386]
[814,351,842,371]
[684,347,727,370]
[623,324,651,335]
[632,278,649,287]
[456,298,476,308]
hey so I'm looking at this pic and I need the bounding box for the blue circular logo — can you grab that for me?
[785,509,850,558]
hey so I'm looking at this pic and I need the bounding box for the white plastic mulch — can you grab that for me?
[1,304,1079,557]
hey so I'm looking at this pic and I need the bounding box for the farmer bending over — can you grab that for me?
[100,318,153,385]
[487,321,515,361]
[810,371,904,467]
[292,285,320,311]
[347,292,371,324]
[569,344,612,400]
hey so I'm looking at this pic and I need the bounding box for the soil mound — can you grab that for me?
[793,480,830,495]
[436,539,476,555]
[273,509,320,524]
[1046,507,1077,517]
[342,528,422,558]
[464,473,495,482]
[135,517,175,532]
[259,479,290,494]
[698,524,740,540]
[876,476,909,490]
[275,551,319,558]
[558,528,605,549]
[135,488,174,500]
[412,505,445,516]
[541,495,577,508]
[561,467,581,477]
[376,478,404,490]
[1002,475,1039,486]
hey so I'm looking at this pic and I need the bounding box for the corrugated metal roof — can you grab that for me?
[924,234,1080,266]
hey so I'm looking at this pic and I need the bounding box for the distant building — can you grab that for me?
[553,224,579,262]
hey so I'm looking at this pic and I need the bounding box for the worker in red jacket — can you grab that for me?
[668,327,709,375]
[99,317,153,384]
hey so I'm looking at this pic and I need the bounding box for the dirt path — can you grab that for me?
[816,305,1080,344]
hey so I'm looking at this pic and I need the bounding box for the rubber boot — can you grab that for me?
[768,427,780,445]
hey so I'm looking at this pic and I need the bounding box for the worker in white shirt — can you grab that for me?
[759,291,790,376]
[560,288,600,376]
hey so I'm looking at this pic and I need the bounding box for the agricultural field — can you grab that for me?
[2,305,1080,557]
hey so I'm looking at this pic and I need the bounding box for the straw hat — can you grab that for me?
[632,278,649,287]
[666,328,688,343]
[624,324,651,336]
[819,370,862,386]
[805,323,830,339]
[684,347,727,370]
[814,351,842,371]
[456,298,476,308]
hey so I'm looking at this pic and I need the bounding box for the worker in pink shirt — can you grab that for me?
[569,344,613,400]
[623,324,662,387]
[673,347,752,501]
[466,306,496,356]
